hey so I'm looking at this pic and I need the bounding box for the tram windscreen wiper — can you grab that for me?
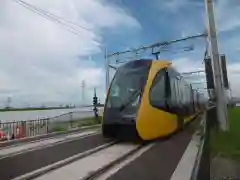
[119,89,141,111]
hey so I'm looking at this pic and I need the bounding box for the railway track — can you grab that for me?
[13,141,155,180]
[83,143,156,180]
[0,133,112,180]
[2,114,203,180]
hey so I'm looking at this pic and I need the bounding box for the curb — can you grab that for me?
[190,112,207,180]
[170,112,206,180]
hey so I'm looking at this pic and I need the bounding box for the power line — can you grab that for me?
[16,0,92,32]
[12,0,82,36]
[12,0,95,38]
[107,33,206,58]
[181,70,205,75]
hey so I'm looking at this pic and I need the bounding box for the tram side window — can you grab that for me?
[169,77,178,111]
[176,79,182,107]
[179,79,185,106]
[185,86,190,113]
[174,78,180,108]
[149,70,167,109]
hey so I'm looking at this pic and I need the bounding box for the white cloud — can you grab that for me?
[172,57,204,73]
[172,57,240,98]
[158,0,203,13]
[172,57,207,92]
[155,0,240,98]
[0,0,140,107]
[157,0,240,33]
[215,0,240,32]
[226,63,240,97]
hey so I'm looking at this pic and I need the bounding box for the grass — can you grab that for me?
[0,107,73,112]
[49,116,102,133]
[77,117,101,127]
[0,105,104,112]
[210,107,240,161]
[51,126,68,132]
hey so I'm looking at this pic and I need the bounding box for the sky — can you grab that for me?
[0,0,240,108]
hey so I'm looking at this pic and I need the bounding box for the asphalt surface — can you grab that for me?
[0,133,112,180]
[107,117,201,180]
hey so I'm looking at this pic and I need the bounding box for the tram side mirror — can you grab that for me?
[151,99,176,113]
[165,99,170,109]
[151,100,166,109]
[165,99,177,113]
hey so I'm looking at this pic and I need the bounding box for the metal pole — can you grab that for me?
[81,80,85,104]
[105,46,109,94]
[205,0,228,131]
[229,81,232,99]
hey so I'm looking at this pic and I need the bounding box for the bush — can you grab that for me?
[77,116,102,127]
[51,126,67,132]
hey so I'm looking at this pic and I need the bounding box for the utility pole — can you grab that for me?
[205,0,228,131]
[81,80,86,105]
[229,81,232,99]
[105,46,109,94]
[6,96,12,109]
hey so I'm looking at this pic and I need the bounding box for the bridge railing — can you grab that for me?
[0,108,102,141]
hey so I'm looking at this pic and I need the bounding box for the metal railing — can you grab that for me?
[0,109,102,141]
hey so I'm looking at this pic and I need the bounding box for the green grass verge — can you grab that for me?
[77,116,102,127]
[49,116,102,133]
[0,107,73,112]
[51,126,68,132]
[210,107,240,160]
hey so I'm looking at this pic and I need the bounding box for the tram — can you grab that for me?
[102,59,206,140]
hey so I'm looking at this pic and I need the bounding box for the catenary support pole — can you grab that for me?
[105,46,109,94]
[205,0,228,131]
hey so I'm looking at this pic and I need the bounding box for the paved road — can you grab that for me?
[106,117,200,180]
[0,115,201,180]
[0,130,98,158]
[0,134,111,180]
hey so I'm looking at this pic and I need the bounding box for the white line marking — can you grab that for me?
[12,141,116,180]
[170,131,202,180]
[0,130,100,160]
[96,143,156,180]
[32,143,141,180]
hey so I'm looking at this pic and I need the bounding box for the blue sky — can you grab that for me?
[0,0,239,107]
[103,0,205,50]
[100,0,240,98]
[100,0,239,63]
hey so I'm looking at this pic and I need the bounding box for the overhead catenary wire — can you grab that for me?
[107,33,207,58]
[11,0,97,40]
[13,0,80,36]
[14,0,92,32]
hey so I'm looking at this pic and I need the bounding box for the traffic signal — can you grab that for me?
[204,57,214,89]
[93,96,98,105]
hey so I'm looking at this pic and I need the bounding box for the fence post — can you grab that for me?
[70,112,73,128]
[29,120,32,137]
[23,121,26,138]
[46,118,49,133]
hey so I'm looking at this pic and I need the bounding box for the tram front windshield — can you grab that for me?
[106,61,151,109]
